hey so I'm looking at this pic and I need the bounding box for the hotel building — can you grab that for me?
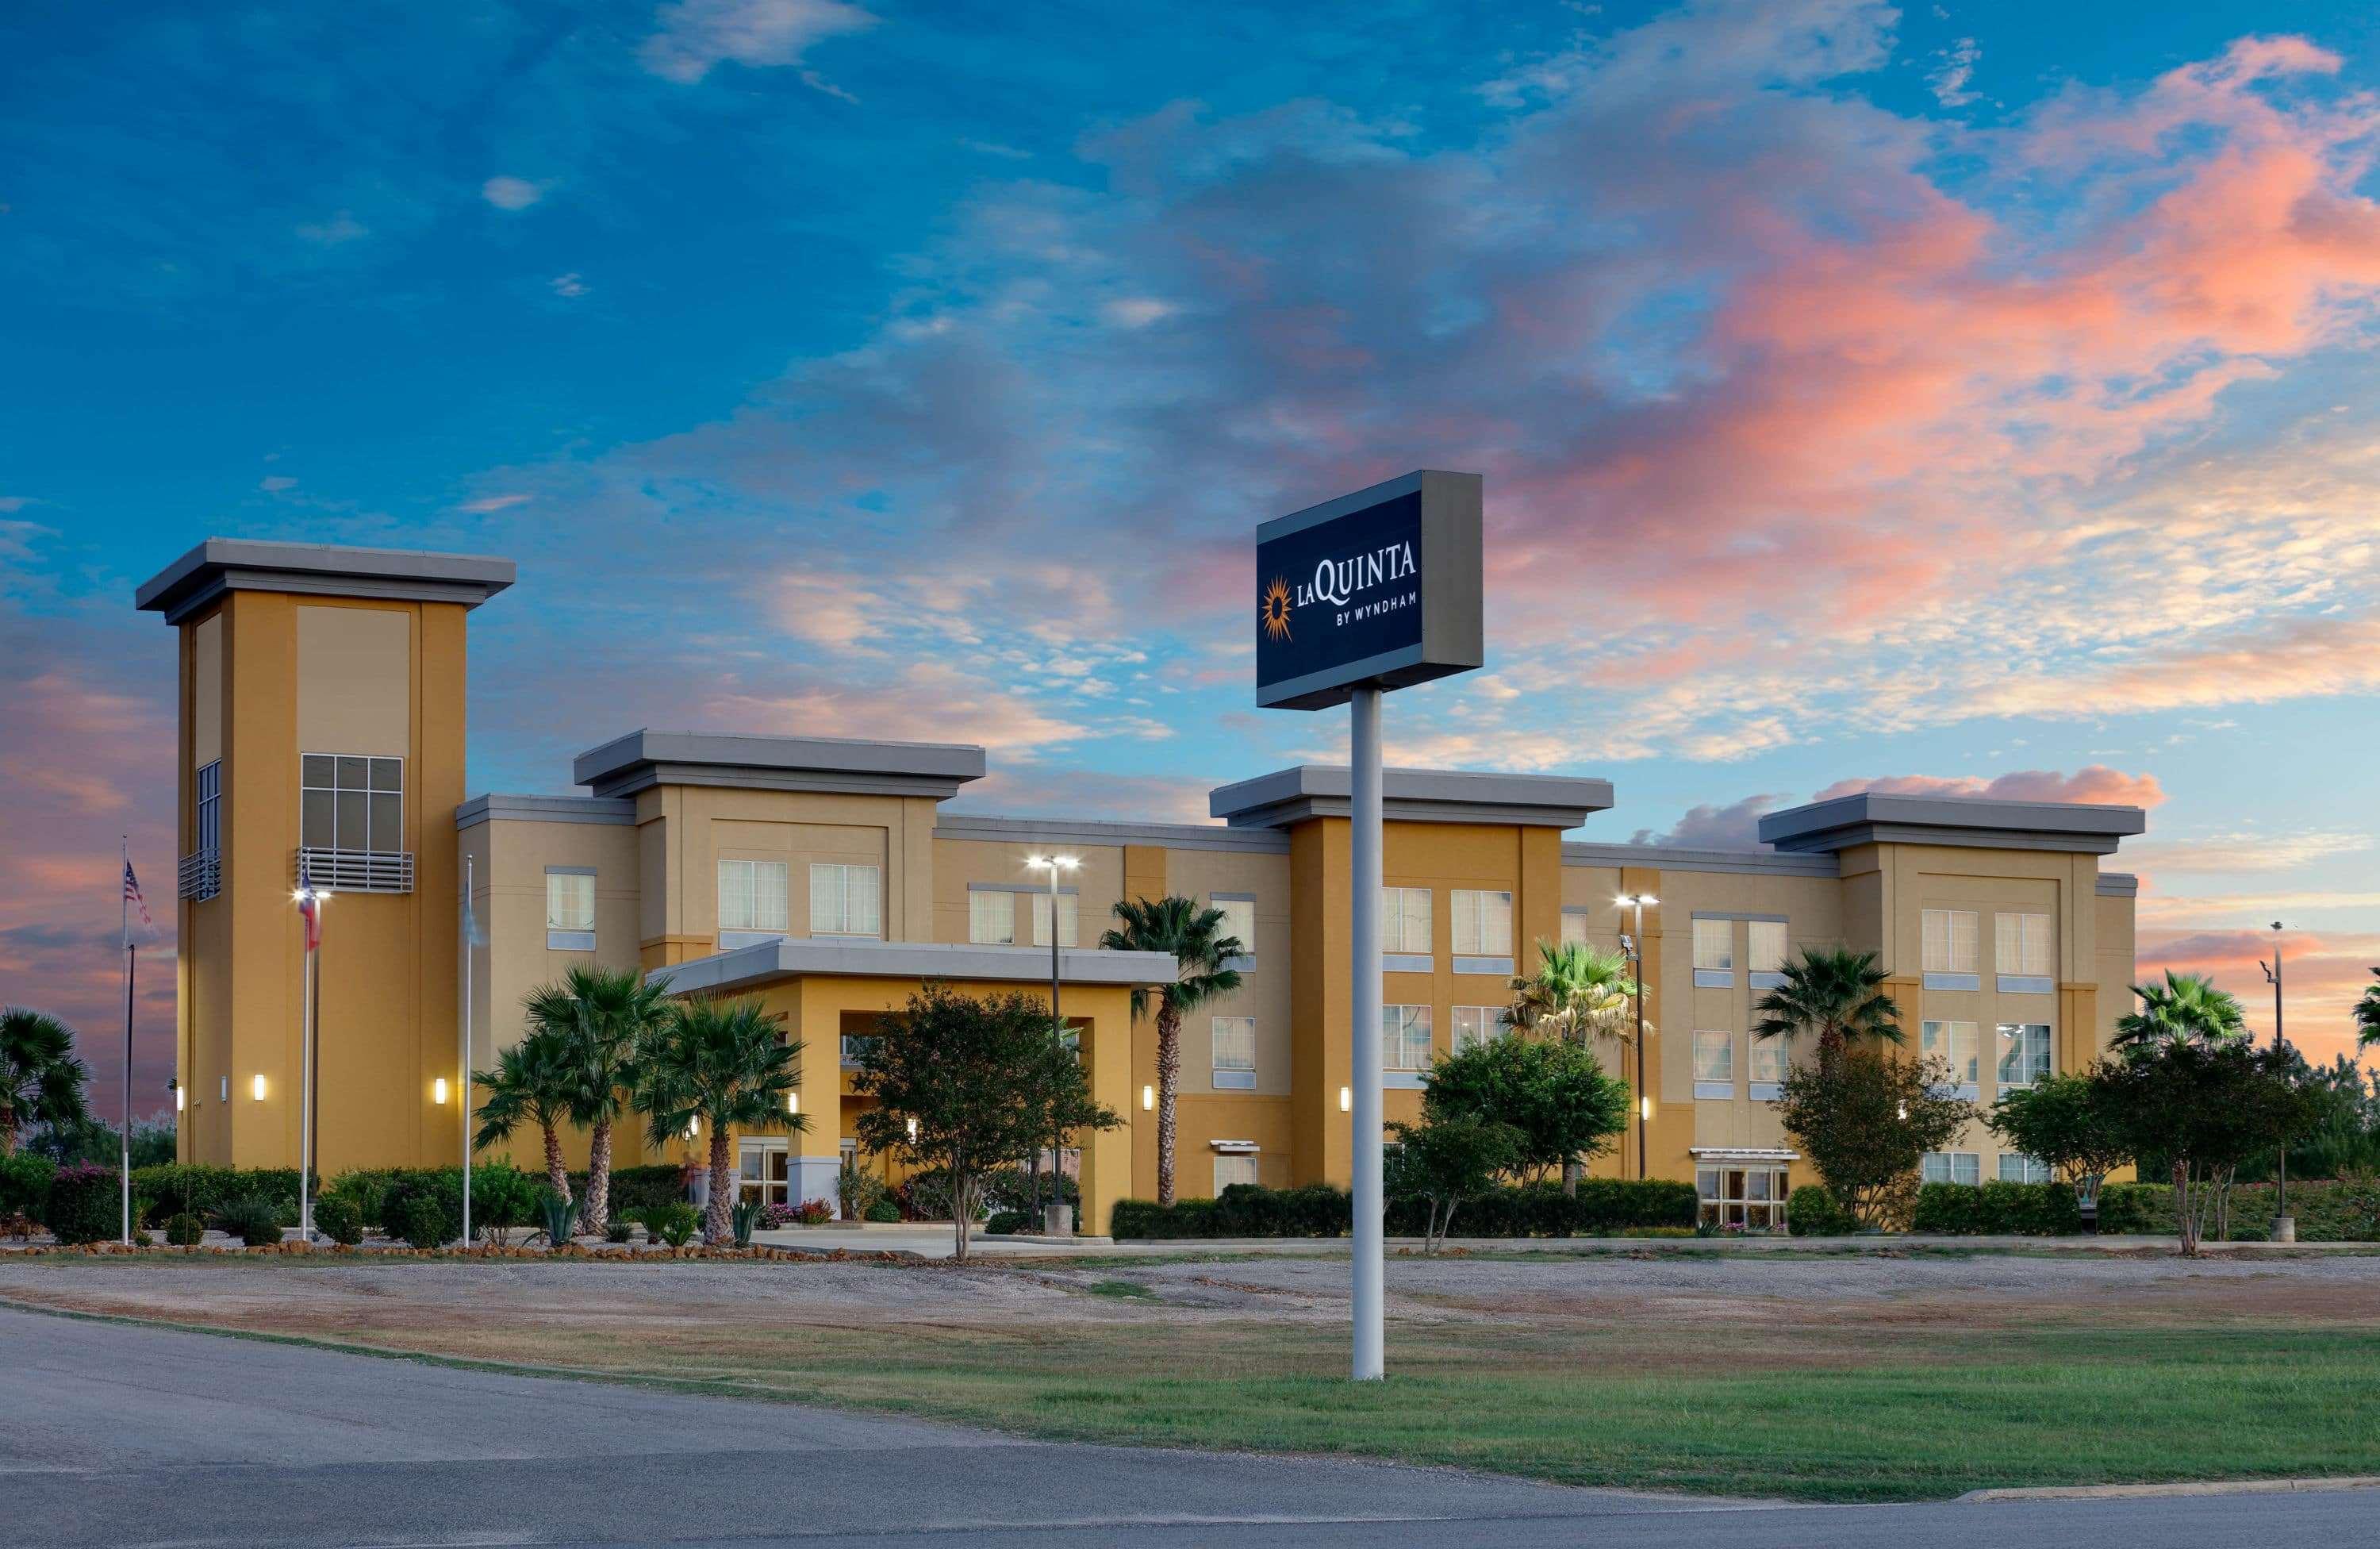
[138,540,2147,1232]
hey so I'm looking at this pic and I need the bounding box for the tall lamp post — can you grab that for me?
[1615,893,1656,1181]
[293,870,327,1242]
[1027,855,1080,1237]
[2260,921,2293,1243]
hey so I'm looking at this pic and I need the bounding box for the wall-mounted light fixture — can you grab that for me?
[175,1086,186,1113]
[1142,1084,1155,1111]
[786,1090,799,1116]
[906,1116,919,1142]
[1339,1086,1353,1113]
[250,1074,267,1101]
[432,1077,449,1105]
[686,1116,700,1138]
[1639,1095,1651,1122]
[219,1076,228,1102]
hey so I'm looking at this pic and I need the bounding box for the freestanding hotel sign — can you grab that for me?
[1255,469,1483,1382]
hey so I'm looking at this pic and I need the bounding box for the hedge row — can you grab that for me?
[130,1165,310,1227]
[559,1164,687,1215]
[1911,1182,2084,1236]
[1111,1179,1699,1240]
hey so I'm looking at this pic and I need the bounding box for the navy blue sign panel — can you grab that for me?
[1255,470,1484,711]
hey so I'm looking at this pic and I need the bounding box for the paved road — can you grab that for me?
[1,1305,2369,1547]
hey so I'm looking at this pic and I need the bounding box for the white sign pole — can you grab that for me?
[462,854,474,1248]
[1349,686,1384,1382]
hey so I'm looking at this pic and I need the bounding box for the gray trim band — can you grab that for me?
[136,539,516,625]
[1691,910,1788,923]
[650,936,1180,996]
[966,881,1079,894]
[1563,842,1840,878]
[456,794,636,830]
[935,814,1291,854]
[544,864,597,877]
[2095,872,2140,897]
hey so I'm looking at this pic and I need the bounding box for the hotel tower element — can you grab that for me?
[139,540,2147,1233]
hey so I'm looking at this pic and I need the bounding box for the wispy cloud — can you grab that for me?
[639,0,877,86]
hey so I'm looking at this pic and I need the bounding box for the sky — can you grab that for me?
[6,0,2380,1118]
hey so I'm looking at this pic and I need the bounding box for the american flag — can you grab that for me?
[121,859,153,933]
[297,858,321,951]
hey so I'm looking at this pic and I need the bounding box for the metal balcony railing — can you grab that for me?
[176,849,221,902]
[294,846,414,894]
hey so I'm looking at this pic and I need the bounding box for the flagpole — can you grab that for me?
[121,837,132,1247]
[461,855,474,1248]
[300,890,314,1243]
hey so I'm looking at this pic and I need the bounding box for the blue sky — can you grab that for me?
[6,0,2379,1094]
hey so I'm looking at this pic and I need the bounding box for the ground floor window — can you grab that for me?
[1383,1005,1433,1070]
[739,1138,789,1205]
[1922,1151,1981,1186]
[1213,1153,1259,1193]
[1697,1165,1789,1229]
[1998,1153,2052,1184]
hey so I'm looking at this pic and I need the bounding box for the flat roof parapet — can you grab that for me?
[574,730,987,801]
[1758,793,2147,856]
[135,539,515,625]
[1210,766,1614,831]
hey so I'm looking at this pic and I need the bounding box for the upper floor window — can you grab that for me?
[1995,912,2052,978]
[195,760,221,854]
[1211,1017,1256,1088]
[810,863,881,937]
[1031,890,1078,947]
[1450,1005,1506,1051]
[1922,909,1979,976]
[1559,909,1591,947]
[1211,894,1255,956]
[182,760,224,902]
[1384,1005,1434,1070]
[1381,887,1432,956]
[301,754,403,852]
[718,859,789,936]
[1692,1030,1734,1097]
[546,871,595,934]
[1922,1019,1979,1093]
[969,890,1015,945]
[1452,890,1513,957]
[1748,920,1787,976]
[1692,917,1733,972]
[1997,1023,2052,1090]
[1749,1033,1787,1090]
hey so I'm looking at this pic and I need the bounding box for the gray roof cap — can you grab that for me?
[651,936,1178,995]
[135,539,514,625]
[575,730,986,801]
[1758,793,2147,856]
[1210,766,1614,830]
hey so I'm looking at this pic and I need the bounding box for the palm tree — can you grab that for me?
[1507,940,1645,1194]
[2112,971,2247,1051]
[0,1008,88,1158]
[1752,947,1902,1063]
[525,966,672,1240]
[2355,970,2380,1052]
[1100,897,1244,1206]
[473,1025,580,1206]
[638,997,804,1245]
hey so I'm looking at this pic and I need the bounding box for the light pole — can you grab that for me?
[2261,921,2293,1241]
[292,872,327,1242]
[1615,894,1656,1181]
[1027,855,1080,1237]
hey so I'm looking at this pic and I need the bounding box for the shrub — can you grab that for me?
[0,1152,56,1224]
[731,1197,765,1247]
[864,1199,901,1223]
[980,1166,1079,1215]
[986,1209,1028,1235]
[605,1217,633,1244]
[1786,1185,1858,1236]
[537,1193,579,1247]
[396,1193,452,1249]
[1110,1180,1695,1241]
[217,1193,286,1247]
[44,1163,120,1245]
[2098,1182,2175,1234]
[163,1212,206,1247]
[837,1158,889,1220]
[311,1195,365,1246]
[562,1164,685,1216]
[132,1165,305,1228]
[640,1202,700,1247]
[344,1164,536,1240]
[797,1197,833,1225]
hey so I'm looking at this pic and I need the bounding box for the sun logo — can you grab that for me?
[1261,576,1293,641]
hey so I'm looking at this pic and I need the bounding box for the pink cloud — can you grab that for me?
[1814,766,2167,807]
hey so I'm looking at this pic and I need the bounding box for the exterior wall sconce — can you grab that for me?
[1339,1086,1352,1113]
[787,1090,799,1115]
[219,1076,228,1102]
[1142,1084,1154,1111]
[174,1086,185,1113]
[1639,1095,1652,1122]
[251,1074,267,1101]
[906,1116,919,1142]
[432,1078,449,1105]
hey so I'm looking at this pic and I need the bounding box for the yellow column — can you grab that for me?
[1077,987,1136,1236]
[790,981,846,1212]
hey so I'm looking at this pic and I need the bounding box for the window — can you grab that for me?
[1999,1153,2053,1184]
[545,868,595,951]
[1560,910,1590,947]
[1995,912,2053,991]
[1381,887,1432,956]
[810,863,881,937]
[1748,920,1787,977]
[1697,1166,1790,1228]
[1922,1151,1981,1186]
[1030,890,1078,947]
[717,860,789,938]
[182,760,223,902]
[1922,908,1979,981]
[1384,1005,1434,1070]
[1211,1016,1256,1089]
[968,890,1015,945]
[1211,895,1256,956]
[1693,1030,1734,1097]
[1748,1034,1787,1096]
[1692,918,1733,972]
[1996,1023,2052,1090]
[1452,890,1513,957]
[1214,1153,1260,1193]
[738,1139,790,1205]
[301,754,404,852]
[1921,1020,1979,1094]
[195,760,221,853]
[1451,1005,1506,1051]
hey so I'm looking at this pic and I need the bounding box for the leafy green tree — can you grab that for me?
[638,997,805,1246]
[2109,971,2247,1051]
[1420,1034,1628,1186]
[1987,1072,2131,1222]
[0,1008,89,1157]
[473,1026,581,1207]
[1100,897,1243,1206]
[1386,1113,1522,1254]
[524,965,673,1240]
[1751,949,1902,1063]
[2355,970,2380,1052]
[1775,1051,1971,1227]
[1506,940,1643,1194]
[2089,1038,2281,1254]
[851,985,1119,1261]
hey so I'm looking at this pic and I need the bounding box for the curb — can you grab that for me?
[1961,1476,2380,1502]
